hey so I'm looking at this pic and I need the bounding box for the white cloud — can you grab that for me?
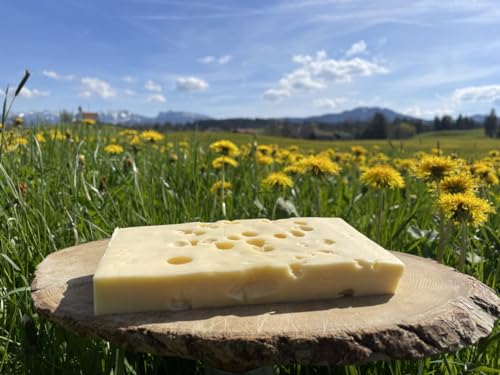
[345,40,367,57]
[42,70,75,80]
[122,75,135,83]
[80,77,116,98]
[404,105,454,119]
[218,55,232,64]
[19,87,50,98]
[144,80,162,92]
[176,76,209,91]
[263,88,291,101]
[199,56,216,64]
[314,97,345,109]
[198,55,232,64]
[124,89,135,96]
[147,93,166,103]
[264,50,388,101]
[452,85,500,103]
[279,69,325,91]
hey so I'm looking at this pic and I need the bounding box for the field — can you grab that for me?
[0,124,499,374]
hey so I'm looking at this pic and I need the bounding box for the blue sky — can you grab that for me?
[2,0,500,119]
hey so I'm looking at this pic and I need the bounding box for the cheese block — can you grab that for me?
[93,218,405,315]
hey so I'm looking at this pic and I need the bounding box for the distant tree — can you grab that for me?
[441,115,453,130]
[59,110,73,124]
[363,112,388,139]
[433,116,442,131]
[393,122,416,139]
[484,109,497,137]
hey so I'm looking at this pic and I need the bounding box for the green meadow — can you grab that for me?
[0,124,498,374]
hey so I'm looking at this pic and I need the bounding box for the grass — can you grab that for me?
[0,124,499,374]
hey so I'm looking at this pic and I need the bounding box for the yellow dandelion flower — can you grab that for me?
[140,130,164,143]
[393,158,416,172]
[360,165,405,189]
[210,180,233,195]
[439,174,478,195]
[288,145,299,152]
[256,155,274,166]
[104,144,124,155]
[351,145,368,157]
[431,147,443,156]
[470,161,499,186]
[283,164,306,175]
[35,132,46,143]
[287,153,304,163]
[239,144,250,156]
[297,155,340,176]
[212,156,238,169]
[370,153,390,164]
[333,152,352,164]
[488,150,500,158]
[168,153,178,163]
[49,130,66,141]
[261,172,293,189]
[439,192,495,226]
[130,135,141,146]
[179,141,190,150]
[257,144,274,156]
[413,155,457,182]
[12,136,28,146]
[119,129,138,137]
[82,118,96,126]
[209,140,240,156]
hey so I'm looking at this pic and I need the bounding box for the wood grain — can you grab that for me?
[31,240,499,372]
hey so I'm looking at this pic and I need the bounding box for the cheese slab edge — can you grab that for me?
[93,218,405,315]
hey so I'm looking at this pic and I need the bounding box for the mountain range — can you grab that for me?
[10,106,485,126]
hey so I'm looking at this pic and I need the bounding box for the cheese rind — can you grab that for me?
[93,218,405,315]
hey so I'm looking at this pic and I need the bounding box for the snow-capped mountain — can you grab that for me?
[10,110,212,126]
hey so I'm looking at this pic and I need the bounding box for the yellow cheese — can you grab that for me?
[93,217,405,315]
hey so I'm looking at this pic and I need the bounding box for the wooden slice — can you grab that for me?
[31,240,499,372]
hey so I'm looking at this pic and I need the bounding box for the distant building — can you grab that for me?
[79,112,99,122]
[76,106,99,123]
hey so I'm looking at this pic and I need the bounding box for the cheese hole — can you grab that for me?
[294,220,308,225]
[179,229,193,234]
[289,263,303,278]
[291,229,305,237]
[339,289,354,297]
[274,233,287,239]
[167,256,193,265]
[193,229,206,235]
[263,245,274,252]
[242,231,258,237]
[294,255,305,260]
[247,238,265,247]
[300,225,314,231]
[175,240,190,247]
[324,239,336,245]
[215,242,234,250]
[227,235,241,240]
[190,240,199,246]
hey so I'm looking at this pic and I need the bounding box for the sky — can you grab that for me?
[2,0,500,119]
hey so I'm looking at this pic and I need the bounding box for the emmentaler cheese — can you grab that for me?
[93,217,405,315]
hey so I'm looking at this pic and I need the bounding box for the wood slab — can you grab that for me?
[31,240,499,372]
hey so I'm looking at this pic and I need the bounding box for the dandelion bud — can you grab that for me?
[14,70,30,97]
